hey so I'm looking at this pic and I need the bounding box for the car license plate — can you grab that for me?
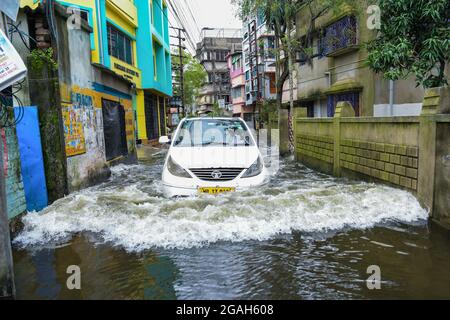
[198,187,236,194]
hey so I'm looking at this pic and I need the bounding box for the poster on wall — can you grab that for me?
[62,103,87,157]
[0,28,27,91]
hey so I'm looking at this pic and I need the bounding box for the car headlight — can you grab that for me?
[167,156,192,178]
[242,157,263,178]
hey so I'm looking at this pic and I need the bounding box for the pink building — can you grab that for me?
[227,50,254,121]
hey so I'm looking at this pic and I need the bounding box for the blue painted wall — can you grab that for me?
[136,0,172,96]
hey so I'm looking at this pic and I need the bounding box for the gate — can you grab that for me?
[102,99,128,161]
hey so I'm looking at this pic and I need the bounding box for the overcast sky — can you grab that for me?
[169,0,242,53]
[189,0,242,30]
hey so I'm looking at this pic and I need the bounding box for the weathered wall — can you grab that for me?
[295,0,424,118]
[0,127,27,219]
[56,8,136,192]
[295,88,450,225]
[0,137,15,298]
[57,16,109,192]
[434,120,450,227]
[0,17,17,298]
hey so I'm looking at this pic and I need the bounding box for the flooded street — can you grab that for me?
[10,148,450,300]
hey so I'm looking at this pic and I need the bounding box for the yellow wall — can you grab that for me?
[60,83,135,157]
[136,89,147,140]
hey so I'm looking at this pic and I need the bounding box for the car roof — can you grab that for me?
[183,117,243,121]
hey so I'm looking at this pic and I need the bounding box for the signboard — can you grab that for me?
[218,99,225,109]
[0,28,27,91]
[110,56,141,87]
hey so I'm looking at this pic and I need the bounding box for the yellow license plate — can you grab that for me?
[198,187,236,194]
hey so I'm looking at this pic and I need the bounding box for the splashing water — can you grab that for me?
[13,159,427,252]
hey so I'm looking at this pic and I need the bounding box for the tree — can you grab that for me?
[172,51,207,113]
[367,0,450,88]
[232,0,344,153]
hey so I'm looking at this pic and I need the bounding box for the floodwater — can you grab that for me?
[11,147,450,299]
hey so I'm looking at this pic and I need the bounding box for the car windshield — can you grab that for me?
[173,119,254,147]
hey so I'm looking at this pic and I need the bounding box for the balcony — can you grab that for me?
[322,15,358,57]
[106,0,138,28]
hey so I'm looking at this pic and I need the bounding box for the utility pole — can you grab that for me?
[0,13,15,300]
[170,27,186,118]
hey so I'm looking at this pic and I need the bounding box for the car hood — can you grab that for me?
[169,146,260,169]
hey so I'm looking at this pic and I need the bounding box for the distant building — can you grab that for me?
[227,47,246,119]
[242,13,277,125]
[195,28,242,114]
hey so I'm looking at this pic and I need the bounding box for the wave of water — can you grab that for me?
[13,161,428,252]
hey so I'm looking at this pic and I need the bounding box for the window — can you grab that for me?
[267,36,275,59]
[214,50,228,62]
[232,56,242,71]
[153,45,157,80]
[231,87,242,99]
[322,16,358,56]
[173,119,254,147]
[107,24,133,65]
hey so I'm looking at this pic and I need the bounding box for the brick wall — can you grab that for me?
[0,127,27,219]
[340,140,419,190]
[297,134,334,164]
[295,102,421,192]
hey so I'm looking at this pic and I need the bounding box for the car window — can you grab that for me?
[173,119,254,147]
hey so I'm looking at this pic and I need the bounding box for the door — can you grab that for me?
[145,94,159,140]
[327,92,360,117]
[102,99,128,161]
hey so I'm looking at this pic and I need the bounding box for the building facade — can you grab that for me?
[195,28,242,114]
[242,14,277,125]
[14,0,171,198]
[21,0,172,144]
[227,46,250,121]
[295,1,424,118]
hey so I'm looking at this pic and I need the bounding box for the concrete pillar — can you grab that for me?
[417,88,443,214]
[333,101,355,177]
[0,143,16,299]
[418,87,450,223]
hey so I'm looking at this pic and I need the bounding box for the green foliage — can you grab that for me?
[232,0,345,107]
[29,48,58,73]
[211,102,228,117]
[367,0,450,88]
[172,51,207,108]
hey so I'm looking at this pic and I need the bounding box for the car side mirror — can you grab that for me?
[159,136,171,144]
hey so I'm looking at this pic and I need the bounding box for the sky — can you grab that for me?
[169,0,242,53]
[190,0,242,30]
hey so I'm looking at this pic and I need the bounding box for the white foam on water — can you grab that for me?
[14,165,428,252]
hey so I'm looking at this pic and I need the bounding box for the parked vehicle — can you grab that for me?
[159,117,267,197]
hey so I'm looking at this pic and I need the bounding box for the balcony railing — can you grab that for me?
[322,15,358,57]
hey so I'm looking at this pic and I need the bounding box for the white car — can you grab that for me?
[160,117,268,197]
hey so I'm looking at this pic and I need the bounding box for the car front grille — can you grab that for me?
[189,168,245,181]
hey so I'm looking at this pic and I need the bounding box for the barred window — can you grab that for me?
[322,16,358,56]
[107,24,133,65]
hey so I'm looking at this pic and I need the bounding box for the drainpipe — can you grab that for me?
[389,80,395,116]
[324,72,332,87]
